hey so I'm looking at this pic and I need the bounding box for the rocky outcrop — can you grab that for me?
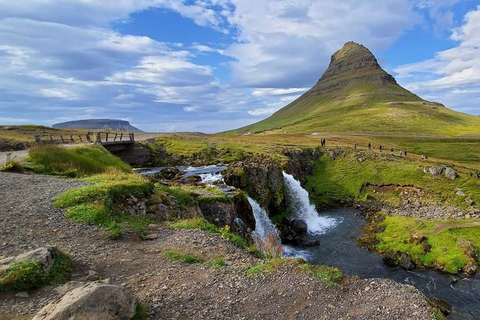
[224,157,286,215]
[284,148,322,184]
[445,167,458,180]
[32,282,137,320]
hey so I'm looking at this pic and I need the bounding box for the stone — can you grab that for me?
[144,234,158,240]
[382,251,397,268]
[15,292,29,298]
[445,167,457,180]
[465,198,474,206]
[428,297,451,316]
[398,253,415,270]
[428,167,444,176]
[410,233,425,245]
[56,281,86,295]
[32,282,137,320]
[455,190,465,197]
[290,220,308,235]
[0,247,58,275]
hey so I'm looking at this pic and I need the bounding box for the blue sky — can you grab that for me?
[0,1,479,132]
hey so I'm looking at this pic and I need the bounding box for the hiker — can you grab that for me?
[421,155,425,161]
[354,142,357,150]
[379,145,382,153]
[425,155,429,161]
[368,142,372,150]
[391,148,394,155]
[405,151,408,157]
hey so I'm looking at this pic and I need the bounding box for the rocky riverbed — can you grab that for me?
[0,172,434,319]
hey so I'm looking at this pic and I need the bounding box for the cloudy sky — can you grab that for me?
[1,0,479,132]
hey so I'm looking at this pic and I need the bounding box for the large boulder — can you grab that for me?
[32,282,137,320]
[428,167,444,176]
[445,167,457,180]
[290,219,308,235]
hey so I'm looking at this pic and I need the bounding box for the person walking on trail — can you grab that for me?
[379,145,383,153]
[391,148,394,155]
[368,142,372,150]
[404,151,408,157]
[354,142,357,150]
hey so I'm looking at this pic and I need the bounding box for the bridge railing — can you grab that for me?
[94,132,135,143]
[34,133,94,145]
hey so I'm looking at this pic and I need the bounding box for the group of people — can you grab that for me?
[319,138,410,157]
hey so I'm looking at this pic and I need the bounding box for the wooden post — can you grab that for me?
[4,153,11,166]
[106,132,109,142]
[50,135,54,143]
[119,133,123,141]
[34,135,42,145]
[86,133,92,143]
[79,135,83,142]
[114,133,118,141]
[60,135,65,143]
[70,135,74,143]
[95,132,101,143]
[130,132,135,141]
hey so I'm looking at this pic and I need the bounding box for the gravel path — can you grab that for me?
[0,172,434,319]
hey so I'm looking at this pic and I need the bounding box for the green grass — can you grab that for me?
[1,160,24,173]
[0,249,71,291]
[247,259,343,287]
[207,257,227,269]
[163,250,205,264]
[27,145,132,177]
[155,184,196,207]
[375,216,480,273]
[169,218,247,249]
[306,152,480,209]
[132,303,148,320]
[55,172,155,239]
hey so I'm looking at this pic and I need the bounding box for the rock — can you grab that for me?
[445,167,457,180]
[290,220,308,235]
[15,292,29,298]
[398,253,415,270]
[302,240,320,247]
[458,239,478,275]
[422,243,432,254]
[428,297,451,316]
[455,190,465,197]
[144,234,158,240]
[382,251,398,268]
[32,282,137,320]
[410,233,425,245]
[56,281,86,295]
[0,247,58,275]
[429,167,444,176]
[465,198,474,206]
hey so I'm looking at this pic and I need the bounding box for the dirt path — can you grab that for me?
[422,222,480,236]
[0,172,434,320]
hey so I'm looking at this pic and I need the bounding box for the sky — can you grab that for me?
[0,0,479,132]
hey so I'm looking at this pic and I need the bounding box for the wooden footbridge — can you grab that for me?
[34,131,136,146]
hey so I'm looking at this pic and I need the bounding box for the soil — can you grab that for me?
[0,172,434,319]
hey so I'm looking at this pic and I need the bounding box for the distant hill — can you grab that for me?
[228,42,480,137]
[53,119,143,132]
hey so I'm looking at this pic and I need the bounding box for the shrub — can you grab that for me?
[163,251,205,264]
[1,160,24,173]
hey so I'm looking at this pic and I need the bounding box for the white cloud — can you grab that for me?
[394,5,480,114]
[251,88,308,97]
[248,107,279,116]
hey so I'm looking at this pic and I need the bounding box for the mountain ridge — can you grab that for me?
[52,119,143,132]
[228,42,480,137]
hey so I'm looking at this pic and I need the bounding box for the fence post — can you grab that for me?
[4,153,11,166]
[34,135,42,145]
[130,132,135,141]
[95,132,101,143]
[86,133,92,143]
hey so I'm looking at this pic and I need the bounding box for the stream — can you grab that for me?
[137,166,480,319]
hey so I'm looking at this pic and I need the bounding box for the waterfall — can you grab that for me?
[247,197,281,244]
[283,172,340,235]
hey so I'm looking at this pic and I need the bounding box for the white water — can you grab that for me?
[199,173,224,184]
[247,197,280,244]
[283,172,341,235]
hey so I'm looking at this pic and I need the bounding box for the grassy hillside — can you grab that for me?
[228,42,480,137]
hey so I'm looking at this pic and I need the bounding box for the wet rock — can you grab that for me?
[32,282,137,320]
[290,220,308,235]
[382,251,398,268]
[445,167,457,180]
[458,239,478,275]
[398,253,415,270]
[302,240,321,247]
[428,297,451,316]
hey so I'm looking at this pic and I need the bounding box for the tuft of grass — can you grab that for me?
[132,303,148,320]
[0,261,44,291]
[155,184,196,207]
[298,262,343,287]
[1,160,24,173]
[169,219,247,249]
[375,216,480,274]
[246,259,288,276]
[207,257,227,270]
[163,251,205,264]
[56,172,155,239]
[28,145,132,177]
[0,248,71,291]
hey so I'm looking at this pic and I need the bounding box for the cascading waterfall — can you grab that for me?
[283,172,341,235]
[247,196,281,245]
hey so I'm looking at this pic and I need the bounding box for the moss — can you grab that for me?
[246,259,288,276]
[298,262,343,287]
[155,184,196,207]
[47,250,72,284]
[163,251,205,264]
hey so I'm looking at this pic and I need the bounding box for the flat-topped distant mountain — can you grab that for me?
[53,119,143,132]
[229,42,480,137]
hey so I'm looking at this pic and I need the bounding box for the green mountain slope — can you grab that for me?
[229,42,480,137]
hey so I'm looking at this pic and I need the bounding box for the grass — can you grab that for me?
[306,151,480,209]
[375,216,480,273]
[247,259,343,287]
[169,218,247,249]
[0,248,71,291]
[55,172,155,239]
[28,145,132,177]
[132,303,148,320]
[1,160,24,172]
[163,250,205,264]
[207,257,227,269]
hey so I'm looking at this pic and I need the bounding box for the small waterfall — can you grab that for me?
[283,172,340,235]
[248,197,280,244]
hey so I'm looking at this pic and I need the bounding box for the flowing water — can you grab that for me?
[283,174,480,320]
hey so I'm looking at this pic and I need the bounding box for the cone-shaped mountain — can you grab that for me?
[229,42,480,136]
